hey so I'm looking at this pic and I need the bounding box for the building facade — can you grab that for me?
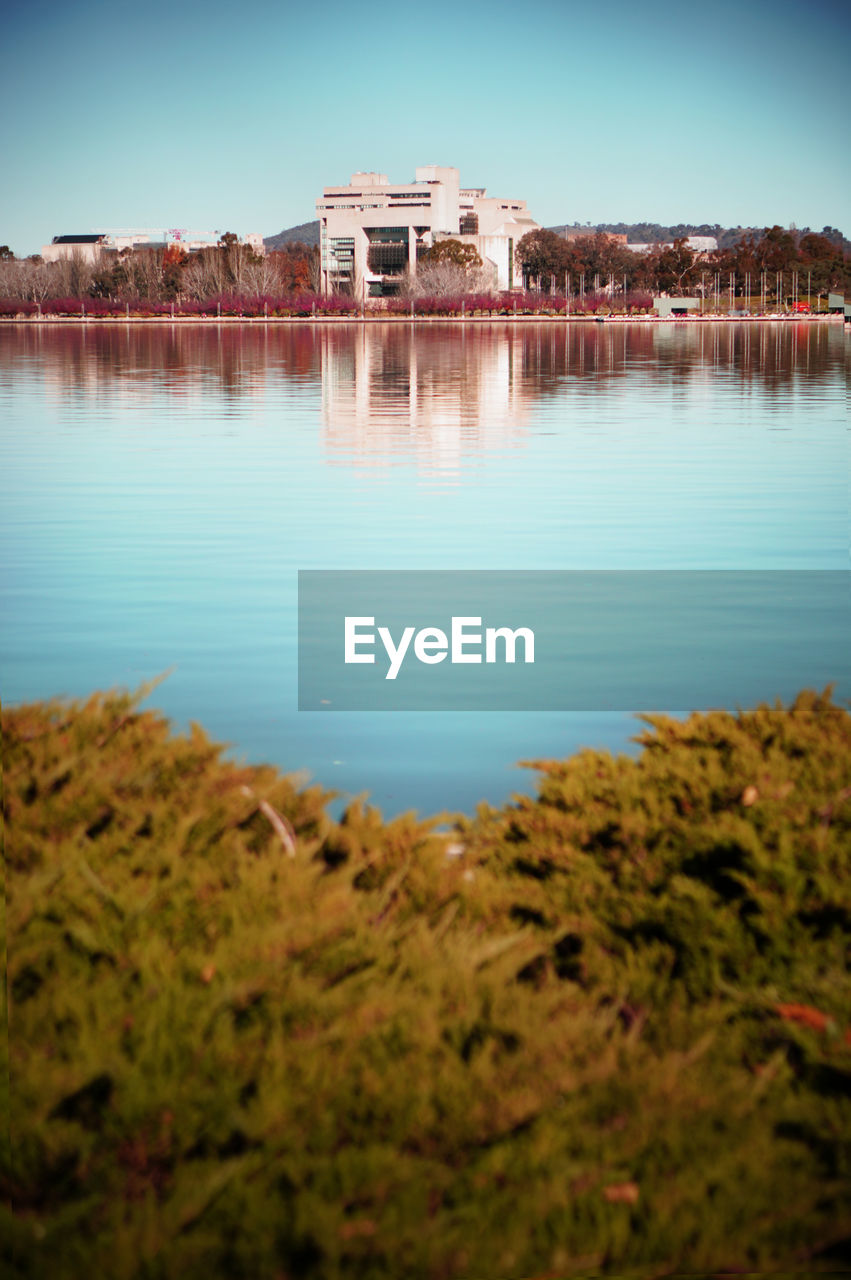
[41,234,110,264]
[316,166,539,296]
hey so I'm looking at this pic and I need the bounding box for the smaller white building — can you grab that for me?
[42,234,109,263]
[41,229,266,261]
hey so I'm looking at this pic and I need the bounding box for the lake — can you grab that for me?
[1,320,846,815]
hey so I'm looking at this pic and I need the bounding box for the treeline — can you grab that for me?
[517,226,850,298]
[0,289,656,320]
[0,235,319,307]
[267,218,851,258]
[1,226,847,315]
[553,222,850,253]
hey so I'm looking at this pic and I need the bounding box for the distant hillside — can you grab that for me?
[265,219,849,255]
[550,223,850,252]
[549,223,748,248]
[265,221,320,251]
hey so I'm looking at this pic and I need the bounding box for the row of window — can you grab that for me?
[319,191,431,206]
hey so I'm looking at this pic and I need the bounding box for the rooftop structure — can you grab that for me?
[316,166,539,296]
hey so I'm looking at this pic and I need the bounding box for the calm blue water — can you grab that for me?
[1,321,846,814]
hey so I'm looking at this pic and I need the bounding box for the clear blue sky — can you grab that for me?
[2,0,848,257]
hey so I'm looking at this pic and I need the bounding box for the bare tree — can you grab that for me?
[53,250,95,299]
[241,252,287,297]
[401,261,495,299]
[24,260,55,306]
[0,256,25,299]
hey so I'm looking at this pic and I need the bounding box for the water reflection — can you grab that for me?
[0,319,845,816]
[1,320,838,419]
[319,325,530,475]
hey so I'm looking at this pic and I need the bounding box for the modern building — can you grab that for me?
[316,166,539,296]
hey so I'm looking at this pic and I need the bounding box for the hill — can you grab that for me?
[264,220,320,251]
[549,222,745,247]
[550,223,851,251]
[265,219,850,256]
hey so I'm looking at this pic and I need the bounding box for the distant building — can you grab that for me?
[42,234,109,263]
[316,166,539,296]
[654,296,701,317]
[41,229,265,261]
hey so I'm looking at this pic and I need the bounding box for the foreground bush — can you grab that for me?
[4,688,850,1277]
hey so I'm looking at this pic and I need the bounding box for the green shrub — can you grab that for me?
[4,688,850,1277]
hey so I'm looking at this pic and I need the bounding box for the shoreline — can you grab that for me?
[0,313,844,325]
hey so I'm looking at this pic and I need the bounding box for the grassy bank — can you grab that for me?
[4,688,850,1277]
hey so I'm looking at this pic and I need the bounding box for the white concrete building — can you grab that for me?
[41,234,110,263]
[316,166,539,296]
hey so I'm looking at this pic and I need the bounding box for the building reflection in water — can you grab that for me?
[319,323,530,478]
[3,320,837,448]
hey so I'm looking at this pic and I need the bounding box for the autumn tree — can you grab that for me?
[267,243,317,292]
[755,226,798,273]
[648,238,698,295]
[798,233,845,292]
[422,239,483,270]
[516,229,571,285]
[160,244,188,301]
